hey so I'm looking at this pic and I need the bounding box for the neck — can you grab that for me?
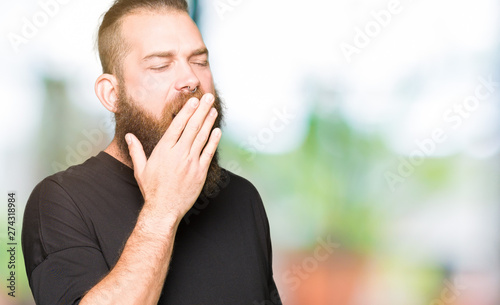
[104,137,133,169]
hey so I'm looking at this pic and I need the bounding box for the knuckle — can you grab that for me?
[204,149,214,159]
[184,155,194,164]
[168,122,183,135]
[190,123,201,133]
[195,171,206,181]
[196,132,208,144]
[173,123,184,134]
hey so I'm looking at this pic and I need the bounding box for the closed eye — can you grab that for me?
[150,65,169,71]
[193,61,208,67]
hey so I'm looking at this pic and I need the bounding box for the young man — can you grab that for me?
[21,0,282,304]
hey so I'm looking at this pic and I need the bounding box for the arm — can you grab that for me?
[80,93,221,305]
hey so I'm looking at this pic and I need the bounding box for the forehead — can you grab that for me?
[120,9,205,58]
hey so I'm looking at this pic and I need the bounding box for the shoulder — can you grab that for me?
[23,162,91,220]
[220,169,269,227]
[23,154,108,235]
[23,167,94,242]
[22,161,101,275]
[222,169,262,200]
[24,174,75,217]
[215,169,268,217]
[221,170,273,263]
[24,156,100,229]
[28,154,115,208]
[46,156,102,188]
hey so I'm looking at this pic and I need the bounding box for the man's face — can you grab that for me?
[113,10,224,196]
[119,9,215,116]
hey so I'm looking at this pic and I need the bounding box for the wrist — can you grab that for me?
[137,203,181,236]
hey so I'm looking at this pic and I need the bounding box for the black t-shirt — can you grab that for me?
[22,152,281,305]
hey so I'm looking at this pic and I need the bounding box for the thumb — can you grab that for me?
[126,133,147,178]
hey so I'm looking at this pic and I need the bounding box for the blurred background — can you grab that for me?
[1,0,499,304]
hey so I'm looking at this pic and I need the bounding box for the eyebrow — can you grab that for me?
[142,47,209,62]
[191,47,209,57]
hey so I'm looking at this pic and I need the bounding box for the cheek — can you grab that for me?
[131,74,164,101]
[199,70,215,94]
[129,77,171,117]
[122,59,170,118]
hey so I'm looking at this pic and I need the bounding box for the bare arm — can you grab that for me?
[80,93,220,305]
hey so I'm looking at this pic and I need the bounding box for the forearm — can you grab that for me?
[80,205,180,305]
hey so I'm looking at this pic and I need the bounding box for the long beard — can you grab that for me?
[114,86,225,196]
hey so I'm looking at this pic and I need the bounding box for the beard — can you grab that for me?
[114,85,225,197]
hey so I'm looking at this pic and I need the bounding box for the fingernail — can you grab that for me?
[125,134,132,145]
[210,108,217,116]
[205,94,214,104]
[191,98,199,107]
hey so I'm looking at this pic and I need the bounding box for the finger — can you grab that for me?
[161,97,200,147]
[126,133,147,178]
[177,93,214,149]
[190,107,218,157]
[199,128,221,169]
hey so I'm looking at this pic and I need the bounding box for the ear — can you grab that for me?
[95,73,119,113]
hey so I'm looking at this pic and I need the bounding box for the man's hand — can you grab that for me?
[125,93,221,222]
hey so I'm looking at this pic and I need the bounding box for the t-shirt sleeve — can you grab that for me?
[250,184,283,304]
[22,178,109,305]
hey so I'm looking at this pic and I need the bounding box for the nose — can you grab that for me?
[174,61,201,94]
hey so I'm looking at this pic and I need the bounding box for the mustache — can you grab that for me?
[114,85,223,164]
[167,89,205,119]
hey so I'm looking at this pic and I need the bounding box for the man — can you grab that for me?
[21,0,282,304]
